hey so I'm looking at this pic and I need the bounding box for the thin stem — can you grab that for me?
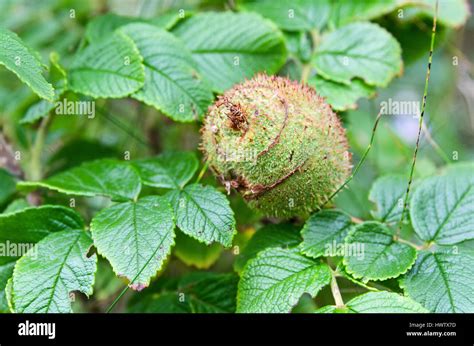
[301,64,312,84]
[29,115,51,181]
[398,1,438,230]
[330,269,345,308]
[320,111,383,209]
[394,237,424,251]
[421,122,450,164]
[195,159,209,184]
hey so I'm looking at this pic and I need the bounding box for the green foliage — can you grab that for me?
[343,222,417,281]
[410,169,474,244]
[237,248,331,313]
[300,210,353,259]
[0,28,54,101]
[400,250,474,312]
[120,23,214,121]
[172,12,288,92]
[317,291,428,313]
[69,32,145,98]
[166,184,236,247]
[12,230,96,312]
[90,196,175,290]
[0,0,471,315]
[313,22,402,87]
[19,159,142,201]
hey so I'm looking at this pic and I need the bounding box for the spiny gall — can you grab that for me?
[201,74,352,217]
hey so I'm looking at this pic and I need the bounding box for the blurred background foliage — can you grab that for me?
[0,0,472,312]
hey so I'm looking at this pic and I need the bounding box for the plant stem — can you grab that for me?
[29,115,50,181]
[330,269,345,308]
[301,64,312,84]
[195,159,210,184]
[320,111,382,209]
[398,1,438,230]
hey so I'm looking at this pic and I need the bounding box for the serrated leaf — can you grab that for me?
[20,52,68,125]
[166,184,236,247]
[20,99,55,125]
[237,0,331,31]
[313,22,402,87]
[346,291,428,313]
[369,175,407,223]
[0,168,16,206]
[0,205,85,312]
[91,196,174,290]
[330,0,400,27]
[132,151,198,189]
[343,222,417,281]
[18,159,142,202]
[120,23,214,122]
[69,31,144,98]
[237,248,331,313]
[12,230,97,313]
[316,291,428,313]
[400,251,474,312]
[86,13,179,43]
[128,272,238,313]
[234,223,301,272]
[308,76,375,111]
[0,28,54,101]
[174,231,222,269]
[410,172,474,245]
[300,210,354,259]
[172,12,287,92]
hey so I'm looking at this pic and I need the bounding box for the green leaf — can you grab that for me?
[20,99,55,125]
[313,22,402,87]
[0,28,54,101]
[369,175,406,223]
[128,272,238,313]
[2,199,29,214]
[234,223,301,272]
[237,248,331,313]
[69,31,145,98]
[18,159,142,202]
[0,205,85,312]
[12,230,97,313]
[237,0,331,31]
[410,172,474,245]
[86,13,179,43]
[166,184,236,247]
[308,76,375,111]
[413,0,470,28]
[20,52,68,125]
[172,12,287,92]
[299,210,354,259]
[174,231,222,269]
[120,23,214,121]
[316,291,428,313]
[0,206,84,248]
[90,196,174,290]
[343,222,417,281]
[0,169,16,206]
[346,291,428,313]
[330,0,400,27]
[132,151,198,189]
[400,251,474,312]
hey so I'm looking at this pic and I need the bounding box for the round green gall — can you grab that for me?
[201,74,352,218]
